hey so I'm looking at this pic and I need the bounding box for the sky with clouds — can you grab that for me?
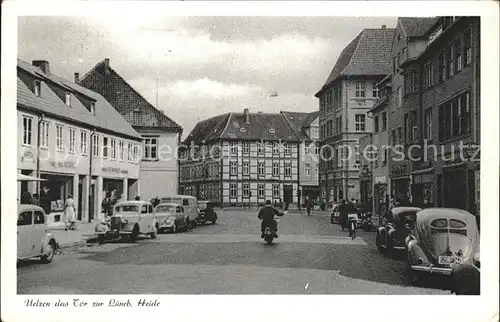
[18,15,397,138]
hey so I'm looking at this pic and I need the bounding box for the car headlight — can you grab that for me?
[121,218,128,224]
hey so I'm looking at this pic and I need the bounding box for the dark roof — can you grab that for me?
[183,112,304,144]
[281,111,319,141]
[79,59,183,133]
[316,28,395,97]
[17,59,142,140]
[399,17,439,38]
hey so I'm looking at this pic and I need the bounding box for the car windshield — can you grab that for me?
[198,203,208,210]
[155,205,176,213]
[398,211,418,222]
[115,205,138,212]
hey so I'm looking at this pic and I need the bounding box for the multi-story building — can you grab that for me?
[17,59,142,223]
[315,26,395,205]
[179,109,320,207]
[388,17,438,204]
[282,111,321,204]
[78,59,183,201]
[399,16,480,214]
[358,133,373,209]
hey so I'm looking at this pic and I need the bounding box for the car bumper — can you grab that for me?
[411,265,453,275]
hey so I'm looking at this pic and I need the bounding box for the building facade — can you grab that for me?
[78,59,183,201]
[315,26,395,205]
[179,109,318,207]
[399,16,480,214]
[17,59,142,223]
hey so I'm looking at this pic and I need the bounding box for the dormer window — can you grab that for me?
[34,80,41,97]
[65,92,71,106]
[90,102,96,115]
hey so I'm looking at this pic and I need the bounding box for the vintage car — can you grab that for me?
[159,195,200,227]
[154,202,189,233]
[376,207,422,255]
[197,201,217,225]
[330,203,341,224]
[17,204,58,263]
[108,201,158,242]
[405,208,480,294]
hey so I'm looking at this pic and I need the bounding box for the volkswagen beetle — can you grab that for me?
[405,208,480,294]
[154,202,189,233]
[109,201,158,242]
[376,206,422,255]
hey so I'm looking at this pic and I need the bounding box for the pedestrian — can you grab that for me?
[31,193,40,206]
[306,197,313,216]
[339,199,349,231]
[64,194,76,231]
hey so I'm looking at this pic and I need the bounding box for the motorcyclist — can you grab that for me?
[258,200,286,238]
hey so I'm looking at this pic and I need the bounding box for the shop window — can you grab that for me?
[56,124,64,151]
[22,116,33,146]
[243,183,250,198]
[284,163,291,176]
[18,211,32,226]
[93,134,100,156]
[258,184,265,198]
[80,130,88,155]
[230,161,237,175]
[355,114,366,132]
[258,162,265,176]
[40,121,49,148]
[230,184,237,198]
[69,128,76,153]
[144,137,157,160]
[242,161,249,175]
[272,184,280,198]
[272,162,279,177]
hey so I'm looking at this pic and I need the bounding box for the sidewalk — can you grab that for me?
[48,221,97,250]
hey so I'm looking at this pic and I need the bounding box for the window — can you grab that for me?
[230,184,237,198]
[90,102,95,115]
[464,28,472,65]
[447,46,454,78]
[372,81,380,98]
[22,116,33,146]
[374,115,379,133]
[56,124,63,151]
[103,137,109,158]
[424,108,432,141]
[337,146,342,167]
[272,184,280,198]
[243,183,250,198]
[118,140,125,161]
[382,112,387,131]
[439,51,447,82]
[110,138,116,159]
[304,145,310,155]
[397,127,403,145]
[404,113,409,144]
[258,184,265,198]
[355,82,365,98]
[315,145,320,155]
[355,114,366,132]
[34,211,45,224]
[272,162,279,176]
[284,143,291,154]
[127,142,133,161]
[17,211,32,226]
[411,110,418,143]
[40,121,49,148]
[258,162,265,176]
[242,142,250,154]
[258,142,265,154]
[133,144,139,162]
[144,137,158,160]
[230,161,238,175]
[439,91,471,141]
[425,61,434,88]
[305,163,311,176]
[65,92,71,106]
[391,129,396,146]
[382,148,387,166]
[284,163,291,176]
[34,80,41,96]
[230,142,238,154]
[397,87,403,108]
[454,37,463,73]
[273,142,279,154]
[93,134,100,156]
[242,161,250,175]
[69,128,76,153]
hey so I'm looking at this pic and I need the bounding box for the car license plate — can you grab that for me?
[438,256,463,265]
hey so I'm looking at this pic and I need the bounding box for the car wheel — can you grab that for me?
[41,240,55,264]
[98,235,105,245]
[130,225,139,243]
[150,225,157,239]
[172,222,177,234]
[191,220,197,228]
[184,218,190,231]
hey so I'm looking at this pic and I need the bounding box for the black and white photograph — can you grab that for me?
[1,1,499,322]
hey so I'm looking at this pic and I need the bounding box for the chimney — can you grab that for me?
[32,60,50,75]
[381,25,386,29]
[74,72,80,83]
[104,58,110,75]
[243,108,250,124]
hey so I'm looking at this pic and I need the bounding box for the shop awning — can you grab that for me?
[17,174,47,182]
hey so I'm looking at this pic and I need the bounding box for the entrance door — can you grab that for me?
[78,179,83,221]
[283,185,292,205]
[89,183,95,222]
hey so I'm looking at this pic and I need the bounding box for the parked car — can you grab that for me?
[154,202,189,233]
[330,203,341,224]
[17,204,57,263]
[405,208,480,294]
[109,201,157,242]
[376,206,422,255]
[160,195,200,227]
[197,201,218,225]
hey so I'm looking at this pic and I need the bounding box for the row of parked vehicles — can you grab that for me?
[329,203,480,295]
[95,195,218,244]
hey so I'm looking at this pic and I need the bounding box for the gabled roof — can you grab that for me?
[315,28,395,97]
[281,111,319,141]
[399,17,438,38]
[183,111,303,144]
[17,59,142,140]
[78,59,182,133]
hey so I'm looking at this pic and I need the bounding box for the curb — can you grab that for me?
[56,236,96,254]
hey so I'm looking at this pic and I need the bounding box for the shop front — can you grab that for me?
[373,176,389,217]
[359,171,372,207]
[389,160,411,203]
[411,170,434,209]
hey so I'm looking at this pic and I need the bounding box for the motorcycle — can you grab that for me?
[361,212,376,231]
[261,210,287,245]
[94,215,118,244]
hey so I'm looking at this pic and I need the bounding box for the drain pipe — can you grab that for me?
[88,128,96,223]
[36,113,45,193]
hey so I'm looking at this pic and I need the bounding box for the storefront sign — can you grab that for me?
[390,161,411,178]
[49,160,76,169]
[101,167,129,175]
[413,174,434,184]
